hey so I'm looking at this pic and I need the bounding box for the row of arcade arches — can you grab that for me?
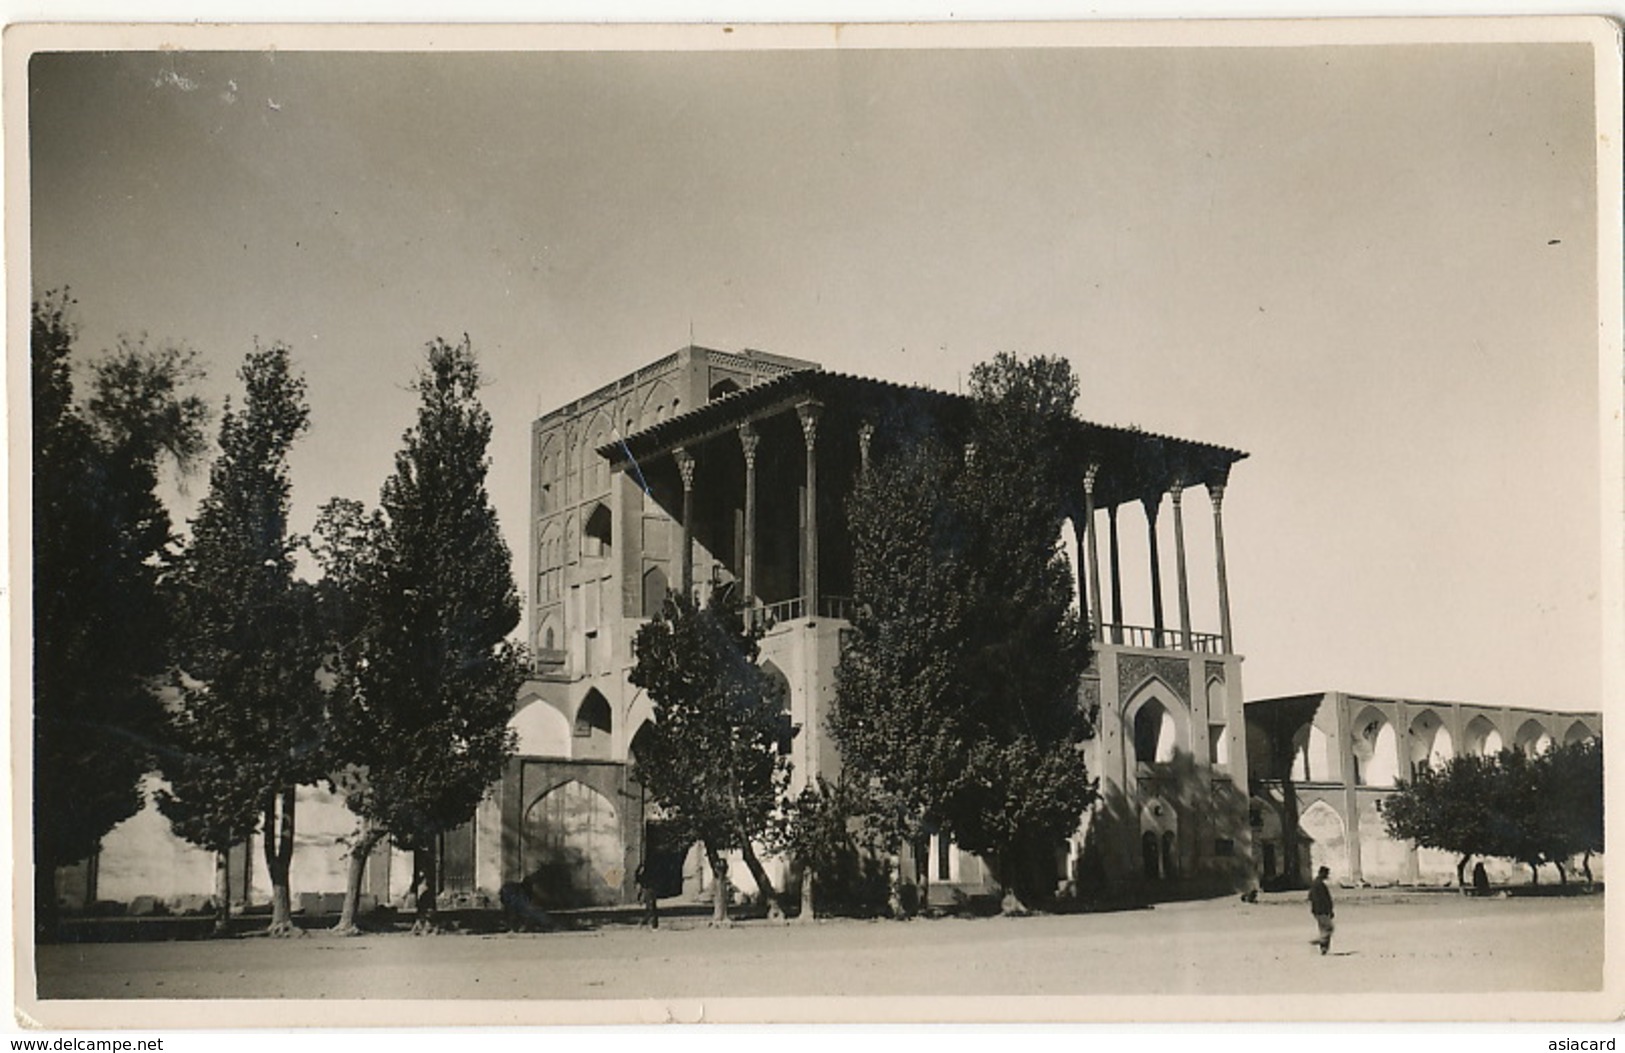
[1288,709,1596,787]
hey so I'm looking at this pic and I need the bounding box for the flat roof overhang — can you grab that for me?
[597,369,1248,507]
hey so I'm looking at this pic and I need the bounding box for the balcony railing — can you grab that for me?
[1104,623,1226,654]
[747,595,856,631]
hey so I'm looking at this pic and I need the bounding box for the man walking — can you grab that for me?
[1308,865,1335,955]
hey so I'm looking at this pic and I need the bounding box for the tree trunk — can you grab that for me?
[34,845,59,945]
[411,840,440,935]
[737,838,785,921]
[1280,776,1303,888]
[333,822,384,936]
[990,849,1031,916]
[1582,850,1594,886]
[703,843,730,926]
[797,860,816,923]
[887,852,909,919]
[212,848,233,936]
[1455,854,1470,893]
[1528,860,1540,886]
[917,836,931,915]
[1556,860,1568,886]
[263,787,301,937]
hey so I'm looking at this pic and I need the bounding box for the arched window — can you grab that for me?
[709,378,741,401]
[642,565,670,619]
[1464,716,1504,757]
[1409,710,1454,775]
[1514,719,1553,757]
[1133,698,1178,766]
[1565,719,1597,745]
[643,381,677,429]
[583,502,612,558]
[1290,723,1332,782]
[1351,709,1398,787]
[575,689,612,738]
[760,661,795,756]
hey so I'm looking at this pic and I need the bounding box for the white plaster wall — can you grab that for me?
[512,697,571,758]
[278,784,359,899]
[94,775,216,904]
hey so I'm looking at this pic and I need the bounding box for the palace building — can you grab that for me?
[502,345,1255,908]
[58,344,1265,915]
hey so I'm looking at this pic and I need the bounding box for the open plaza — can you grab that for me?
[32,887,1602,1008]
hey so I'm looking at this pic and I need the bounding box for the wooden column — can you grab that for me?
[738,424,759,607]
[674,446,695,600]
[858,421,875,477]
[1083,465,1104,642]
[1107,504,1123,643]
[797,401,823,618]
[1071,514,1090,625]
[1208,479,1233,653]
[1143,493,1165,649]
[1170,480,1192,649]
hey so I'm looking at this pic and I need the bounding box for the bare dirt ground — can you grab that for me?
[31,889,1601,1004]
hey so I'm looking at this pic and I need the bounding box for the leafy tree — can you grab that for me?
[1485,747,1551,884]
[328,337,524,934]
[630,593,790,924]
[771,775,892,920]
[158,342,322,936]
[1384,739,1604,888]
[834,353,1096,914]
[1542,737,1604,884]
[32,293,207,940]
[1381,751,1504,889]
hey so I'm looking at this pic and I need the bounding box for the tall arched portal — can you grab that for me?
[521,780,623,908]
[1298,800,1348,883]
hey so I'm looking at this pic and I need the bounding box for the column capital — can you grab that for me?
[1141,490,1163,520]
[1169,476,1186,502]
[1083,463,1101,494]
[738,422,759,465]
[674,446,696,491]
[1206,481,1226,512]
[796,400,823,448]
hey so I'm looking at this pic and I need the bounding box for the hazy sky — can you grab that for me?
[27,39,1605,709]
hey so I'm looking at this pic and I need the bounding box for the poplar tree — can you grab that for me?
[31,292,208,940]
[330,336,523,934]
[834,353,1095,914]
[159,342,321,936]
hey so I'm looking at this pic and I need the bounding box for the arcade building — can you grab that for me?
[1245,691,1602,889]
